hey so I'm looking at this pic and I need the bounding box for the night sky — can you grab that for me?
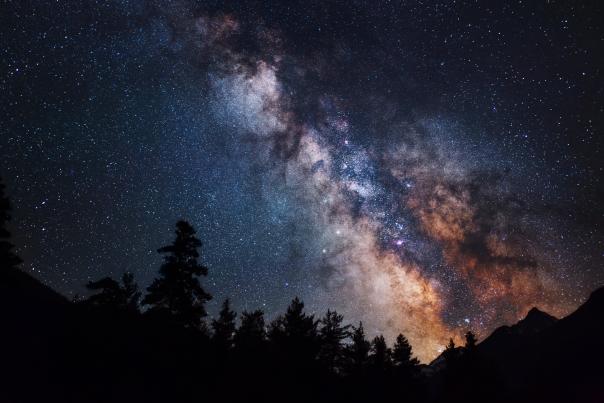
[2,0,603,361]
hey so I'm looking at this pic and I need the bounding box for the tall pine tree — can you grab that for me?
[234,310,266,352]
[143,220,211,329]
[348,322,371,373]
[370,335,392,372]
[268,297,319,363]
[392,333,420,374]
[318,309,350,373]
[212,298,237,351]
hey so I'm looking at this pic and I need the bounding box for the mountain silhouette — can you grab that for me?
[512,306,558,333]
[473,288,604,403]
[422,287,604,403]
[478,306,557,358]
[526,287,604,403]
[1,266,68,306]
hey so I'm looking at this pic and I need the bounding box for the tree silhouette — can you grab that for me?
[121,272,141,310]
[348,321,371,374]
[443,337,457,363]
[143,220,211,330]
[318,309,350,373]
[269,297,319,366]
[229,310,268,402]
[234,309,266,352]
[86,277,120,304]
[0,177,22,271]
[85,272,141,311]
[391,333,423,400]
[464,330,478,351]
[271,297,318,338]
[370,335,392,372]
[445,331,487,403]
[211,298,237,352]
[392,333,420,373]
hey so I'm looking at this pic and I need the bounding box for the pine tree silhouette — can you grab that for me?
[443,337,457,362]
[370,335,392,371]
[392,333,420,373]
[318,309,350,374]
[464,330,478,351]
[230,310,268,402]
[272,297,318,337]
[348,322,371,374]
[269,297,319,364]
[0,177,22,271]
[234,309,266,351]
[391,333,423,400]
[211,298,237,351]
[143,220,212,330]
[85,272,141,311]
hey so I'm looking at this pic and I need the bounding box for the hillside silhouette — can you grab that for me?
[1,177,603,403]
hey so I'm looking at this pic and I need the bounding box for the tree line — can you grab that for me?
[77,219,485,398]
[78,219,448,376]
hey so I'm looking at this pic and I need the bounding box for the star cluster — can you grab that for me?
[1,1,603,361]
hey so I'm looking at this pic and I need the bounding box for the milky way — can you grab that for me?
[2,1,603,361]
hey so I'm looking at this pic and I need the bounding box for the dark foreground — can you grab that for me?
[1,266,603,403]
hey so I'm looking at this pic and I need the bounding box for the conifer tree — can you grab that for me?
[212,298,237,351]
[85,272,141,311]
[465,330,478,351]
[318,309,350,373]
[348,322,371,372]
[143,220,211,329]
[268,297,319,362]
[234,310,266,351]
[443,337,458,365]
[392,333,420,373]
[370,335,392,371]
